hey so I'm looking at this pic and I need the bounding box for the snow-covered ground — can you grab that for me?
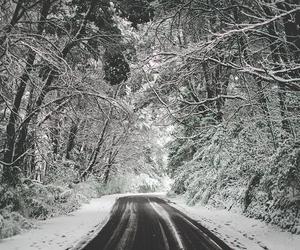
[0,194,119,250]
[1,193,299,250]
[168,195,300,250]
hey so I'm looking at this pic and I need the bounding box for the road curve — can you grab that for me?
[82,195,231,250]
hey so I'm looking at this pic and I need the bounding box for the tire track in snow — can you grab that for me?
[149,199,185,250]
[115,201,138,250]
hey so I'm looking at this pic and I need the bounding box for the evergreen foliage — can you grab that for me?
[103,50,130,85]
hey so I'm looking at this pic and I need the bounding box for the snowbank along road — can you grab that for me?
[81,195,232,250]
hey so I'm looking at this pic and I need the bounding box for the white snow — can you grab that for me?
[0,194,119,250]
[168,195,300,250]
[109,200,138,250]
[149,199,185,249]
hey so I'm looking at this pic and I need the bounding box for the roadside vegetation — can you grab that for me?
[0,0,165,239]
[150,0,300,234]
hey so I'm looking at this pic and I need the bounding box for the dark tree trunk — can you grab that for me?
[81,112,111,181]
[11,1,95,167]
[243,173,262,212]
[51,126,60,155]
[104,151,113,185]
[2,1,51,186]
[66,121,79,159]
[277,0,300,62]
[264,4,295,136]
[103,135,119,185]
[0,0,28,58]
[232,5,277,148]
[3,52,35,165]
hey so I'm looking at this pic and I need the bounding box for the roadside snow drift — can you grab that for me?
[169,196,300,250]
[0,195,118,250]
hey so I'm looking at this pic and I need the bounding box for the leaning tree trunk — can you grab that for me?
[80,111,112,181]
[10,1,97,176]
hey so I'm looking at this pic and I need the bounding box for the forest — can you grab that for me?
[0,0,299,240]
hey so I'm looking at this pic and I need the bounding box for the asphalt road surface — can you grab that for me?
[82,195,231,250]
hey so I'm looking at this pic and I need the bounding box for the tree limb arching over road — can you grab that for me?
[82,196,232,250]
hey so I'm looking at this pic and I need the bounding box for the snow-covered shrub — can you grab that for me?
[73,178,101,199]
[171,165,189,194]
[244,142,300,233]
[0,210,33,239]
[171,127,235,206]
[0,180,87,220]
[0,174,104,239]
[43,159,79,186]
[168,120,300,233]
[102,175,134,194]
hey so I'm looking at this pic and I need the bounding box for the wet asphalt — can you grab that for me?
[81,195,232,250]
